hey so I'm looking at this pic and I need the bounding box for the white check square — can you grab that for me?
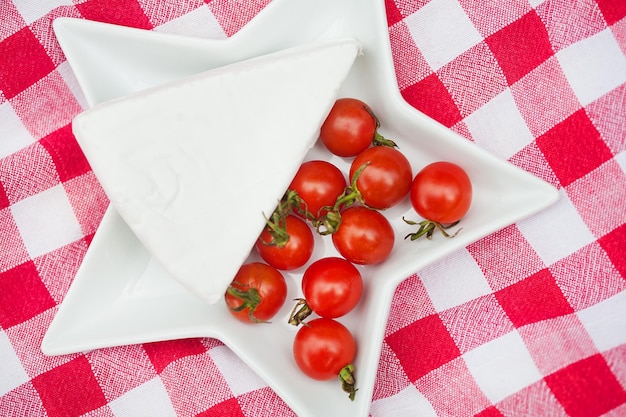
[419,248,492,311]
[577,291,626,352]
[463,330,542,403]
[557,29,626,106]
[155,5,228,40]
[0,102,36,159]
[517,189,595,266]
[404,0,482,70]
[370,384,437,417]
[465,89,534,160]
[110,377,177,417]
[10,185,83,258]
[11,0,74,25]
[0,331,29,397]
[209,345,267,396]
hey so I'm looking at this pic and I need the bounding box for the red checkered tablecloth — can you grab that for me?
[1,1,626,416]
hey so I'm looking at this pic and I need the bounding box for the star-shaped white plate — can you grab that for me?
[43,0,559,416]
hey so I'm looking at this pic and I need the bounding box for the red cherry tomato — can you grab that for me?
[349,146,412,209]
[319,98,378,157]
[293,318,356,381]
[302,257,363,318]
[256,215,314,270]
[288,160,346,219]
[410,161,472,224]
[332,206,394,265]
[224,262,287,323]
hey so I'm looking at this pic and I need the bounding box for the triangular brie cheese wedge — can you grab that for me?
[72,38,361,304]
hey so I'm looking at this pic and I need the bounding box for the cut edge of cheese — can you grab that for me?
[72,37,361,304]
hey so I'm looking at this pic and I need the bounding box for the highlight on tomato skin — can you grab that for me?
[224,262,288,324]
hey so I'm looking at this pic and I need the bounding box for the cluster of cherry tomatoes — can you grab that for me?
[224,98,473,400]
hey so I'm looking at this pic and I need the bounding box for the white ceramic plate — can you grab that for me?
[43,1,559,416]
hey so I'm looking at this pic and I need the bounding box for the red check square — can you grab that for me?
[401,73,462,128]
[0,183,9,210]
[496,268,574,328]
[596,0,626,25]
[599,223,626,279]
[0,27,55,100]
[76,0,153,29]
[545,354,626,417]
[143,338,208,374]
[385,0,404,26]
[536,109,613,187]
[40,124,91,183]
[385,314,461,381]
[486,11,554,85]
[32,356,107,417]
[0,261,55,328]
[475,407,505,417]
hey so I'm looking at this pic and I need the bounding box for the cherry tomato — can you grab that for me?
[256,215,314,270]
[293,318,356,381]
[319,98,378,157]
[302,257,363,318]
[288,160,346,219]
[349,146,412,209]
[332,206,394,265]
[410,161,472,224]
[224,262,287,323]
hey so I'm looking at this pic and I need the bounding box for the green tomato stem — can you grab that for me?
[287,298,313,326]
[226,286,267,323]
[339,364,358,401]
[402,217,462,241]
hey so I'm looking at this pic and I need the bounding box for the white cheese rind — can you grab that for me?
[72,38,360,304]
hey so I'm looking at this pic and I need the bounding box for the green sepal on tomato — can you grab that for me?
[287,160,347,221]
[256,214,314,270]
[224,262,287,324]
